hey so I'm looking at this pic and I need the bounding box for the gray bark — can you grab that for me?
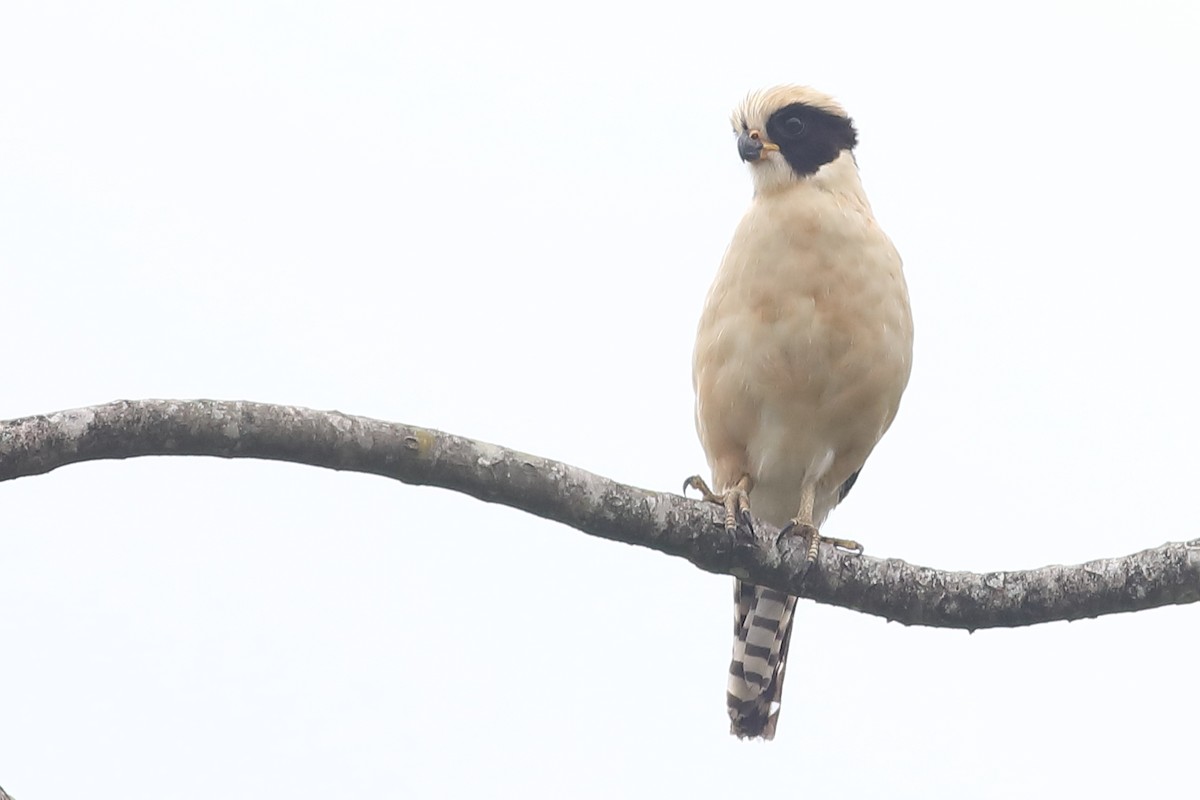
[2,399,1197,629]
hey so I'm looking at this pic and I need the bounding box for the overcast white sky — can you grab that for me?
[2,1,1199,797]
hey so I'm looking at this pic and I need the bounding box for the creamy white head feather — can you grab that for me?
[730,85,848,133]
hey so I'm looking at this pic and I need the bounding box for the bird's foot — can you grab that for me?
[777,519,863,564]
[683,475,754,535]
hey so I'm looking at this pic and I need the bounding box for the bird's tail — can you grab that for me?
[726,580,797,739]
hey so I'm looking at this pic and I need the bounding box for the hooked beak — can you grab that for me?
[737,129,779,163]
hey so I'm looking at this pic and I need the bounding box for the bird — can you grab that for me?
[687,85,913,739]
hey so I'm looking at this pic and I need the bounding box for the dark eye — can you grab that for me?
[781,117,807,138]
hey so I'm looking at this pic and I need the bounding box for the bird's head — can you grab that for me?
[732,85,858,194]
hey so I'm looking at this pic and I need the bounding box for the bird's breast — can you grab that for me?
[693,187,913,521]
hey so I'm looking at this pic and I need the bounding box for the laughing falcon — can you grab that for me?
[689,86,913,739]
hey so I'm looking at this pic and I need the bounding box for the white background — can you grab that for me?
[2,1,1198,797]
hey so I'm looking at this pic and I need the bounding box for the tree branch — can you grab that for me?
[2,399,1197,628]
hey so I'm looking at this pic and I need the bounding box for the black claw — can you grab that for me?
[739,507,755,534]
[777,527,806,561]
[735,529,758,547]
[728,514,756,545]
[775,520,823,561]
[774,524,796,550]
